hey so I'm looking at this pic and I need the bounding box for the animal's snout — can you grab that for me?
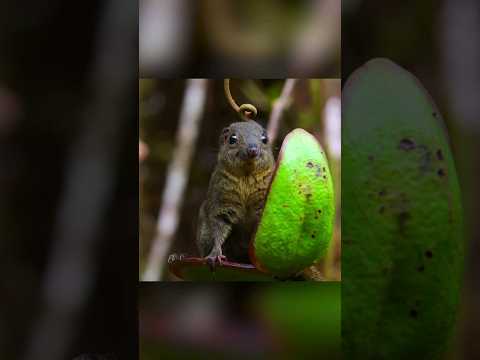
[246,144,259,158]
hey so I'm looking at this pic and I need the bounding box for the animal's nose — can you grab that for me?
[247,144,259,158]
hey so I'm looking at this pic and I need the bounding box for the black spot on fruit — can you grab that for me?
[410,309,418,319]
[437,168,446,177]
[318,209,322,214]
[436,149,443,160]
[306,161,314,168]
[323,175,327,179]
[425,250,433,258]
[311,233,316,238]
[399,138,416,150]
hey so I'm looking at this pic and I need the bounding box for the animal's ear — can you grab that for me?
[219,127,230,145]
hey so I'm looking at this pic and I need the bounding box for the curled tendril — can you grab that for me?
[224,79,258,121]
[239,103,258,118]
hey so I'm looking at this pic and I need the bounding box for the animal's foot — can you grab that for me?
[167,253,187,264]
[205,254,227,271]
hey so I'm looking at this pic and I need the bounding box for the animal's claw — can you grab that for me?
[206,254,227,271]
[167,253,187,264]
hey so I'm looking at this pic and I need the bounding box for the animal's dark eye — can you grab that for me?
[229,134,238,144]
[261,134,268,144]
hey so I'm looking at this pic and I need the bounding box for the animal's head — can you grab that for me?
[218,121,274,174]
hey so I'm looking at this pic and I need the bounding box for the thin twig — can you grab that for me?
[142,79,208,281]
[23,0,136,359]
[267,79,297,146]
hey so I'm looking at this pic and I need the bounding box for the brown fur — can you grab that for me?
[196,121,274,263]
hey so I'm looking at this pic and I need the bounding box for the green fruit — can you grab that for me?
[342,58,464,359]
[252,128,335,277]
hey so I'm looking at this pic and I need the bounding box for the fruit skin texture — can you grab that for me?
[342,58,464,359]
[252,128,335,277]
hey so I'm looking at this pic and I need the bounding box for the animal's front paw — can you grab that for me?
[205,252,227,271]
[167,253,187,264]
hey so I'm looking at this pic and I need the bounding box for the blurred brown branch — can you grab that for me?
[23,1,136,359]
[139,139,149,162]
[441,1,480,358]
[139,0,190,75]
[267,79,297,146]
[142,79,208,281]
[290,0,341,75]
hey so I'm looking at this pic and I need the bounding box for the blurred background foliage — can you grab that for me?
[140,0,340,78]
[139,283,340,359]
[139,79,341,281]
[343,1,480,358]
[0,1,137,359]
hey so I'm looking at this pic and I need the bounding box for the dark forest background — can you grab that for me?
[0,1,138,359]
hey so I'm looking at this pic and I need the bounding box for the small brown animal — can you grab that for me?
[196,121,275,267]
